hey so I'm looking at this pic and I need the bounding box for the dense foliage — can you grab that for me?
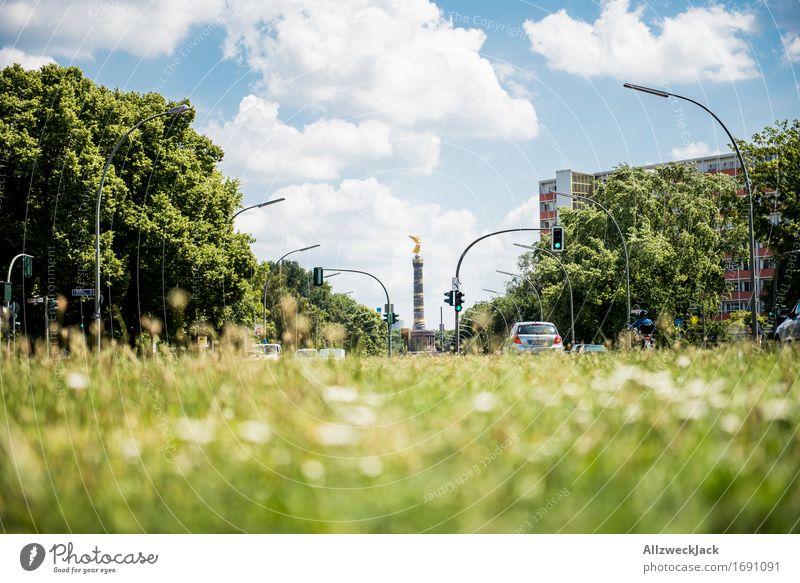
[740,119,800,320]
[0,64,386,354]
[464,164,745,347]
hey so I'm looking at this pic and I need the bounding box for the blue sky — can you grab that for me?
[1,0,798,324]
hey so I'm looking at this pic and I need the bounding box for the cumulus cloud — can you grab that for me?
[670,141,721,160]
[222,0,539,140]
[237,177,537,319]
[0,46,55,69]
[205,95,440,183]
[786,34,800,63]
[0,0,226,60]
[523,0,758,83]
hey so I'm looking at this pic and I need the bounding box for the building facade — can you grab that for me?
[537,154,773,317]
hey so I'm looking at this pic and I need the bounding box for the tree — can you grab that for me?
[739,119,800,321]
[498,164,744,345]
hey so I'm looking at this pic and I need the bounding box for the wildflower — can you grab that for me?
[238,420,272,444]
[175,417,215,444]
[472,391,497,413]
[358,457,383,477]
[301,459,326,482]
[323,385,358,403]
[316,423,358,446]
[66,372,90,390]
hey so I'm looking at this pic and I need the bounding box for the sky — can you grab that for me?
[1,0,799,326]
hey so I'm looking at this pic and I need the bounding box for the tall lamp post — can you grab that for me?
[263,244,321,341]
[514,243,575,346]
[94,104,191,349]
[623,82,759,341]
[231,197,285,334]
[496,270,544,321]
[232,197,285,220]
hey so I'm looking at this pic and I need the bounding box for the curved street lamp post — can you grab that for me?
[623,82,759,341]
[94,104,191,349]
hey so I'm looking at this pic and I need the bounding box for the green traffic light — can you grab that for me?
[455,305,462,312]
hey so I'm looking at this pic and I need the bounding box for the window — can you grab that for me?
[517,324,558,335]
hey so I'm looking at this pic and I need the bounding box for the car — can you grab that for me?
[570,343,608,354]
[319,348,346,360]
[294,348,319,358]
[247,343,282,360]
[505,321,564,353]
[775,299,800,343]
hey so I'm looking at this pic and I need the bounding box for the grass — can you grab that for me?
[1,345,799,533]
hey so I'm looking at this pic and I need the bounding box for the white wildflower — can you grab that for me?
[342,406,376,427]
[719,414,741,434]
[66,372,90,390]
[175,417,215,444]
[358,457,383,477]
[323,385,358,403]
[238,420,272,444]
[301,459,326,482]
[316,423,358,446]
[472,391,497,413]
[760,399,790,421]
[120,438,140,461]
[676,355,691,368]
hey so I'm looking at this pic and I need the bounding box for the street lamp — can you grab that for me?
[623,82,759,341]
[94,103,191,349]
[514,243,575,346]
[231,197,285,220]
[497,269,544,321]
[262,244,321,341]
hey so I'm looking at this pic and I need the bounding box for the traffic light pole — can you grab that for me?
[5,253,33,352]
[552,191,630,325]
[453,228,546,354]
[515,244,575,346]
[317,267,393,357]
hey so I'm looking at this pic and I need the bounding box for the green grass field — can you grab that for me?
[1,346,798,533]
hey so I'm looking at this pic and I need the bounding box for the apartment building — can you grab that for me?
[537,154,773,317]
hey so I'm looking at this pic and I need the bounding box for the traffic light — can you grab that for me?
[454,290,464,312]
[383,311,399,325]
[312,267,324,286]
[22,256,32,278]
[444,290,454,306]
[551,226,564,252]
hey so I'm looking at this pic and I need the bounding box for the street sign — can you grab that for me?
[674,317,683,327]
[2,282,10,303]
[452,277,461,291]
[72,289,96,297]
[27,297,44,304]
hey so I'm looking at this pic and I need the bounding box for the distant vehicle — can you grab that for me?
[775,299,800,343]
[319,348,346,360]
[294,348,319,358]
[571,343,608,354]
[505,321,564,353]
[248,343,282,360]
[628,309,655,350]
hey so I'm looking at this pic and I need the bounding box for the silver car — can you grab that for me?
[776,299,800,343]
[506,321,564,353]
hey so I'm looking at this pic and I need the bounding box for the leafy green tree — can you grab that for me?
[739,119,800,318]
[498,164,744,345]
[0,64,384,353]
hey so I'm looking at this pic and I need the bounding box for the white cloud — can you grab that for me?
[205,95,440,183]
[523,0,758,83]
[237,178,538,322]
[786,34,800,63]
[0,0,226,60]
[0,46,55,69]
[223,0,539,140]
[670,141,721,160]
